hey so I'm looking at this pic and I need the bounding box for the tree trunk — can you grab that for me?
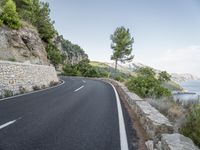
[114,59,118,74]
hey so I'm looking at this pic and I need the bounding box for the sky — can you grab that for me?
[44,0,200,76]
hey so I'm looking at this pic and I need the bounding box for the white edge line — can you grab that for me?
[109,83,129,150]
[0,79,65,102]
[0,117,21,130]
[74,85,84,92]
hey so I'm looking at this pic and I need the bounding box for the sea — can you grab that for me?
[173,80,200,105]
[180,80,200,95]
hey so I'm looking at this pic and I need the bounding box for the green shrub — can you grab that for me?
[46,43,62,67]
[19,86,26,94]
[83,67,99,77]
[126,68,171,98]
[49,81,59,87]
[180,105,200,148]
[114,75,125,82]
[1,0,21,29]
[158,71,171,82]
[41,85,46,89]
[4,89,13,97]
[136,67,156,77]
[63,64,80,76]
[32,85,40,91]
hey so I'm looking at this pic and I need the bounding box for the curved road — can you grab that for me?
[0,77,137,150]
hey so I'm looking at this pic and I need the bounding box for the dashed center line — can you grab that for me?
[82,80,86,83]
[0,118,21,130]
[74,85,84,92]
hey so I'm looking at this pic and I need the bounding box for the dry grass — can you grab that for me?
[146,98,186,132]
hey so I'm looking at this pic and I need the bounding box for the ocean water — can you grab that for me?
[180,80,200,95]
[173,80,200,105]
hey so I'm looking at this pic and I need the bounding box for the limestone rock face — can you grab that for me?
[53,35,88,64]
[0,26,49,65]
[161,133,199,150]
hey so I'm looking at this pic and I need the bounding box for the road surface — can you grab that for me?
[0,77,137,150]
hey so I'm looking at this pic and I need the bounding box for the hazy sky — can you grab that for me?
[45,0,200,76]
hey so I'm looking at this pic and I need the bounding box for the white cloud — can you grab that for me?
[147,46,200,76]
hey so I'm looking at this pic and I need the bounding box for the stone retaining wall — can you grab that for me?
[0,61,59,96]
[101,78,199,150]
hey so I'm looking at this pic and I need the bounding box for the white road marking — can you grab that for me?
[0,118,21,130]
[82,80,86,83]
[74,85,84,92]
[110,83,129,150]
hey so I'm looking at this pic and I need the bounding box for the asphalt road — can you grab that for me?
[0,77,137,150]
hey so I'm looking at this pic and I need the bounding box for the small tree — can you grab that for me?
[13,0,34,23]
[136,67,156,77]
[1,0,21,29]
[110,26,134,72]
[158,71,171,82]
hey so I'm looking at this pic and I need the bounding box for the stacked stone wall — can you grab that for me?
[0,61,58,96]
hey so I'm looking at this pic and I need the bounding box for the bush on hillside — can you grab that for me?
[83,67,99,77]
[19,86,26,94]
[32,85,40,91]
[49,81,59,87]
[114,75,125,82]
[46,43,62,67]
[126,67,171,98]
[63,64,81,76]
[4,89,13,97]
[180,105,200,148]
[1,0,21,29]
[158,71,171,82]
[136,67,156,77]
[63,59,110,78]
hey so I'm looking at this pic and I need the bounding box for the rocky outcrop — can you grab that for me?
[161,133,199,150]
[53,35,88,64]
[0,26,49,65]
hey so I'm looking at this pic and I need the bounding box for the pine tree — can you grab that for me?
[34,2,55,42]
[1,0,21,29]
[110,26,134,72]
[13,0,34,23]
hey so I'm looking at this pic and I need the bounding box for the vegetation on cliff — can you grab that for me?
[180,105,200,147]
[63,59,108,78]
[0,0,87,67]
[0,0,21,29]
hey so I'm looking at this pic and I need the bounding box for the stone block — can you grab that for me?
[161,133,199,150]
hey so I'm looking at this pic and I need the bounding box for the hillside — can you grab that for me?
[0,0,87,66]
[92,61,199,82]
[90,61,183,91]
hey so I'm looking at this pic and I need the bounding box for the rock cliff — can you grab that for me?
[0,26,49,65]
[0,26,88,66]
[53,35,88,64]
